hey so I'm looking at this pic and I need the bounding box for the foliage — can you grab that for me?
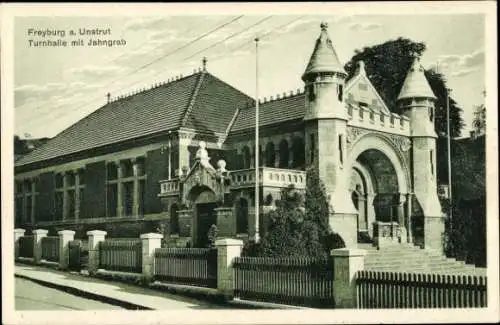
[472,103,486,136]
[444,198,486,267]
[207,224,219,248]
[14,135,30,156]
[155,221,168,247]
[243,168,344,259]
[344,37,465,138]
[441,136,486,267]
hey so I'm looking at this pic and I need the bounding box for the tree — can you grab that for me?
[242,168,344,259]
[14,135,29,156]
[472,103,486,136]
[344,37,464,138]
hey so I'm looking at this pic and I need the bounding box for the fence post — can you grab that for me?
[214,238,243,298]
[332,248,367,308]
[87,230,107,275]
[57,230,75,270]
[14,228,26,260]
[33,229,48,264]
[140,233,163,281]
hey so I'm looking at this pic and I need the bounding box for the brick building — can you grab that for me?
[14,23,443,249]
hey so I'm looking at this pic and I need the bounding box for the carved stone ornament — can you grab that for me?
[390,135,412,152]
[193,171,202,186]
[346,127,365,144]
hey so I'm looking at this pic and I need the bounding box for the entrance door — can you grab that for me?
[196,203,217,248]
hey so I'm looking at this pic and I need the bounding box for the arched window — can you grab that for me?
[170,204,179,235]
[265,142,275,167]
[236,198,249,234]
[279,140,289,168]
[242,146,251,169]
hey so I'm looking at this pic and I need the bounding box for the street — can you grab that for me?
[15,277,125,310]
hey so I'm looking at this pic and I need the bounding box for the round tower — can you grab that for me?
[397,57,444,251]
[302,22,358,248]
[302,22,348,121]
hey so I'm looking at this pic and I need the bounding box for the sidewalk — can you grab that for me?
[14,264,304,310]
[14,264,228,310]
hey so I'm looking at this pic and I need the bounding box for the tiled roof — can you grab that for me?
[184,73,253,134]
[16,71,252,168]
[302,22,346,81]
[397,58,436,101]
[230,93,306,133]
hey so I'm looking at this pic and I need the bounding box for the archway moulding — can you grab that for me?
[345,131,411,196]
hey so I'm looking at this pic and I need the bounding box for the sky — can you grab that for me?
[14,13,486,139]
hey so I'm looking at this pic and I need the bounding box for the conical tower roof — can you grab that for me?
[397,57,437,101]
[302,22,346,81]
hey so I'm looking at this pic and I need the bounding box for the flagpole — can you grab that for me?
[254,37,260,243]
[446,87,453,231]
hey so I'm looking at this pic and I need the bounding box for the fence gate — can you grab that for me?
[68,240,88,272]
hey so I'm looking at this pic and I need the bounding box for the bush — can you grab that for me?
[243,167,344,259]
[444,197,486,267]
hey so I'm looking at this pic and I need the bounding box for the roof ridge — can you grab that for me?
[110,70,200,104]
[180,71,206,127]
[224,106,241,137]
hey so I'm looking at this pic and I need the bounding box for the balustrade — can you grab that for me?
[230,167,306,190]
[159,178,180,196]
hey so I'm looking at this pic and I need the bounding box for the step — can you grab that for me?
[363,267,479,275]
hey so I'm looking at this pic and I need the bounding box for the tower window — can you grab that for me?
[338,84,343,101]
[429,107,434,122]
[307,84,316,101]
[430,150,434,176]
[310,133,315,164]
[338,134,344,165]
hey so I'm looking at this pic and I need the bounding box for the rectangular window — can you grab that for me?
[430,150,434,176]
[123,181,134,216]
[107,184,118,217]
[26,194,32,222]
[339,134,344,165]
[106,158,146,218]
[55,192,64,220]
[79,188,84,215]
[310,133,315,164]
[307,84,315,101]
[15,197,23,224]
[139,179,145,216]
[67,189,75,218]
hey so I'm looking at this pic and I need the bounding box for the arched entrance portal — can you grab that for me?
[346,135,410,243]
[188,186,218,248]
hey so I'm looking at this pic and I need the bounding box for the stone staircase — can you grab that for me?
[359,243,487,276]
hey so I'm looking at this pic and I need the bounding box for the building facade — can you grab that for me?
[14,23,443,250]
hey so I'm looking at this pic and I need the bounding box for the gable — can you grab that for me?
[344,73,391,114]
[184,73,253,134]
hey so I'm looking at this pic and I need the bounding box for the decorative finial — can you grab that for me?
[320,22,328,31]
[107,92,111,103]
[202,57,207,71]
[358,60,366,75]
